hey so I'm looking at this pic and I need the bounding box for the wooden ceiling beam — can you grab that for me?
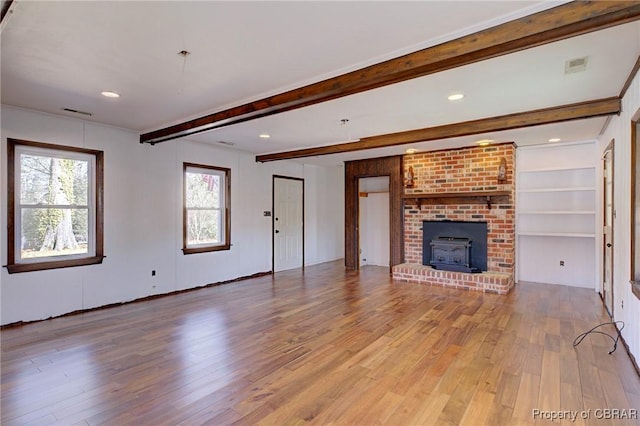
[255,97,621,162]
[140,1,640,145]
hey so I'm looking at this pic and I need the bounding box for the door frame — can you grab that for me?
[631,113,640,300]
[272,175,305,272]
[344,156,404,270]
[602,139,615,317]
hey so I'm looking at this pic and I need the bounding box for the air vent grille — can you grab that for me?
[62,108,93,116]
[565,56,588,74]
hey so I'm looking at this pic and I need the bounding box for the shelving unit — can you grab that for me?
[516,142,598,288]
[518,187,595,193]
[518,232,595,238]
[517,166,596,238]
[518,211,595,215]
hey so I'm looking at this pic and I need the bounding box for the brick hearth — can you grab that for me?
[393,143,516,293]
[392,263,513,294]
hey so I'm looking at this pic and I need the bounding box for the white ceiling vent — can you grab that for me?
[62,108,92,116]
[565,56,588,74]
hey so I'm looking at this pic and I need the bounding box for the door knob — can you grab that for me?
[607,243,612,248]
[275,230,280,233]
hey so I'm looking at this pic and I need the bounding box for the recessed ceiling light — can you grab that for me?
[476,139,494,146]
[101,91,120,98]
[259,133,271,139]
[405,148,418,154]
[448,93,464,101]
[548,138,561,142]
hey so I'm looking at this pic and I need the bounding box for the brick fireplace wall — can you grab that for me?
[395,143,516,293]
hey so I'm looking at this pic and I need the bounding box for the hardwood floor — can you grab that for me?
[2,260,639,425]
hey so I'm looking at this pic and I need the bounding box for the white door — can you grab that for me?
[603,142,614,317]
[273,177,303,272]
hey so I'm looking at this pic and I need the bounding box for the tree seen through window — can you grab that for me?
[20,153,89,258]
[7,138,103,273]
[183,163,230,253]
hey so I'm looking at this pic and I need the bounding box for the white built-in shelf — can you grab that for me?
[517,186,595,193]
[516,142,598,288]
[518,166,596,173]
[516,160,597,240]
[518,232,596,238]
[518,210,595,215]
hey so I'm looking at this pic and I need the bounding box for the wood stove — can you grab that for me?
[430,237,479,273]
[422,220,487,273]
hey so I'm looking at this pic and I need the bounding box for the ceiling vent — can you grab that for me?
[62,108,93,116]
[217,140,235,147]
[565,56,588,74]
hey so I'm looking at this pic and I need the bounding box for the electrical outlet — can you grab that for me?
[151,270,156,276]
[559,261,565,266]
[621,300,624,309]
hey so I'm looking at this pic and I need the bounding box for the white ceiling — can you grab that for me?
[2,1,639,166]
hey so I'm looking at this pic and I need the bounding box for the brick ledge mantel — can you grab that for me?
[392,263,514,294]
[403,190,511,209]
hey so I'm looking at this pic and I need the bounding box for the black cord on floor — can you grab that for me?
[573,321,624,355]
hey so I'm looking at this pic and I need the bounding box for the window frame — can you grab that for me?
[6,138,104,273]
[182,162,231,254]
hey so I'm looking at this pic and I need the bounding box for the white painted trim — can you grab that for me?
[517,139,599,150]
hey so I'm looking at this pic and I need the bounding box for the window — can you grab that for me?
[7,138,104,273]
[183,163,231,254]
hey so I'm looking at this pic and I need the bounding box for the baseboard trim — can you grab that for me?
[616,322,640,377]
[1,270,273,329]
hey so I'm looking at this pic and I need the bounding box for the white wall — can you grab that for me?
[304,164,345,266]
[598,69,640,364]
[518,235,596,287]
[0,106,344,324]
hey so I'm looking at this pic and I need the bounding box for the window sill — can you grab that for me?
[6,256,105,274]
[183,244,231,255]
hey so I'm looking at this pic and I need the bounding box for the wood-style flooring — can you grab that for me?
[2,261,639,425]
